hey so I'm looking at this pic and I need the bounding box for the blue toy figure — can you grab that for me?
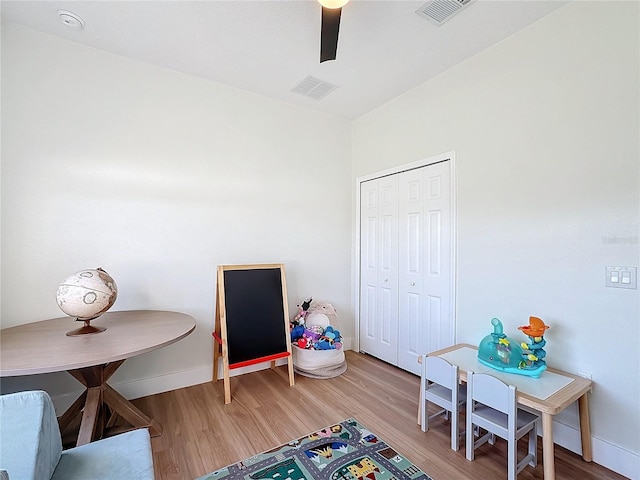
[477,317,548,378]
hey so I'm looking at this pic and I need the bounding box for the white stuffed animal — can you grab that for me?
[305,301,337,328]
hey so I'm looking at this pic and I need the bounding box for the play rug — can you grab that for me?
[196,418,432,480]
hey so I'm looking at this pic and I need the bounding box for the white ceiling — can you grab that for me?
[0,0,567,119]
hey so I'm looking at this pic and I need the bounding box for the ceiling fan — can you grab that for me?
[318,0,350,63]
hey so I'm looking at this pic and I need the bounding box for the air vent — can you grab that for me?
[415,0,473,26]
[291,75,338,100]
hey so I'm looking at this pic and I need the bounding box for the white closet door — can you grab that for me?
[359,159,452,375]
[397,168,425,374]
[422,161,452,356]
[359,176,399,364]
[398,161,452,374]
[359,179,379,358]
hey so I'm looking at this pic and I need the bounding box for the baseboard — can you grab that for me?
[50,365,213,414]
[554,419,638,479]
[117,365,213,400]
[52,342,356,412]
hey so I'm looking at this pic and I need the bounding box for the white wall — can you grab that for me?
[352,2,639,477]
[3,2,640,477]
[1,22,352,404]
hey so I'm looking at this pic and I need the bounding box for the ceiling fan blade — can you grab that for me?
[320,6,342,63]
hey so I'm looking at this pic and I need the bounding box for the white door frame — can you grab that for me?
[353,150,458,354]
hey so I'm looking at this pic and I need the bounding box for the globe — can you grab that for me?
[56,268,118,335]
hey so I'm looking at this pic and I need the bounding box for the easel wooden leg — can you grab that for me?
[213,344,220,381]
[222,340,231,404]
[213,286,222,382]
[287,355,295,386]
[223,368,231,405]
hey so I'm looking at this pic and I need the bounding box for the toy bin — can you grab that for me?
[291,345,346,379]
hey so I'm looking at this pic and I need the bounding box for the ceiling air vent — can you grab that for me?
[291,75,338,100]
[415,0,473,26]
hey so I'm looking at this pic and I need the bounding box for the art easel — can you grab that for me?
[212,263,295,404]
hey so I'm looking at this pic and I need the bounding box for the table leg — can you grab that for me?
[77,386,102,446]
[542,412,555,480]
[578,393,593,461]
[103,384,162,437]
[61,360,161,446]
[66,365,106,446]
[58,390,87,437]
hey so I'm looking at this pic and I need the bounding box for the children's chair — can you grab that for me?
[465,371,540,480]
[420,355,466,450]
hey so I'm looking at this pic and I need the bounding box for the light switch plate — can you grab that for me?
[605,266,637,289]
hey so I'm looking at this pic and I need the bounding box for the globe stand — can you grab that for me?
[66,318,107,336]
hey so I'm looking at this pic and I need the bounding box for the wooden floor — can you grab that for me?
[132,351,625,480]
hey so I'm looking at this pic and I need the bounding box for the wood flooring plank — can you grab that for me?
[132,351,625,480]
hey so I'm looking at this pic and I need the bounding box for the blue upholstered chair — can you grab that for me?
[0,390,154,480]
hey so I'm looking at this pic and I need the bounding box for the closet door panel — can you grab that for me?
[359,176,398,364]
[376,175,399,363]
[362,285,377,339]
[423,161,453,354]
[398,169,424,374]
[380,285,394,346]
[425,294,443,355]
[359,180,379,356]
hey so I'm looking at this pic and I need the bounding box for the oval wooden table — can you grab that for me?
[0,310,195,447]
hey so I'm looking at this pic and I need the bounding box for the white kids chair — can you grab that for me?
[465,371,540,480]
[420,355,466,451]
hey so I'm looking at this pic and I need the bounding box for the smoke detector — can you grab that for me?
[58,10,85,30]
[415,0,473,26]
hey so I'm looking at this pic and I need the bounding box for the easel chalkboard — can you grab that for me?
[212,263,294,404]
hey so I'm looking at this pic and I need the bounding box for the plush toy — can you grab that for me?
[324,326,342,344]
[292,297,313,326]
[324,326,341,343]
[315,326,342,350]
[304,325,323,342]
[305,313,330,329]
[297,336,312,349]
[315,339,334,350]
[308,301,337,316]
[291,324,305,342]
[306,301,337,328]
